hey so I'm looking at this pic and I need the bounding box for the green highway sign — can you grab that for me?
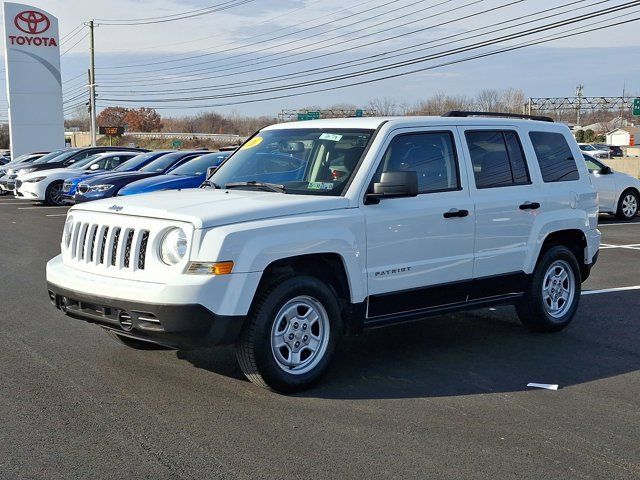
[172,140,183,149]
[355,109,363,117]
[633,98,640,117]
[297,111,321,121]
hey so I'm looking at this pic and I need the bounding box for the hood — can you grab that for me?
[80,171,158,186]
[20,167,81,180]
[119,174,201,195]
[71,188,351,229]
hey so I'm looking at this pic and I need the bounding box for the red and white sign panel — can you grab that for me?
[3,2,64,157]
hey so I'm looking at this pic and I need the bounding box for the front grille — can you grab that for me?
[78,184,89,194]
[70,223,149,271]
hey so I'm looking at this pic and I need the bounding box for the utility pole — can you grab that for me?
[88,20,97,146]
[575,84,584,126]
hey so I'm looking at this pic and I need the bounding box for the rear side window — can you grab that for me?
[529,132,579,182]
[465,130,530,189]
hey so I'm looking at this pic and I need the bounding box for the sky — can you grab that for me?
[2,0,640,118]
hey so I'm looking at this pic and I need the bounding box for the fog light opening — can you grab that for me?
[118,311,134,331]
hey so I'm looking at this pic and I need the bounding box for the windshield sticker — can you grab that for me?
[319,133,343,142]
[308,182,334,190]
[240,136,263,150]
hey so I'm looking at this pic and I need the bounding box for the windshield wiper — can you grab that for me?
[200,180,221,189]
[225,181,286,193]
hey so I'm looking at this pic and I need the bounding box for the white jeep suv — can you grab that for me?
[46,113,600,393]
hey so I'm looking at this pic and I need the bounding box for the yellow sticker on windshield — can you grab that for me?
[240,136,263,150]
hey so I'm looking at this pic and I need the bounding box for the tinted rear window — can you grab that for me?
[529,132,579,182]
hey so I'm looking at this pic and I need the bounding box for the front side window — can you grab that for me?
[466,130,530,188]
[170,153,230,176]
[583,155,604,172]
[374,131,460,193]
[530,131,579,182]
[140,153,192,173]
[209,129,373,195]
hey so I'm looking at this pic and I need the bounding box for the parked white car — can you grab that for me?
[583,153,640,220]
[47,113,600,392]
[578,143,610,159]
[15,151,138,205]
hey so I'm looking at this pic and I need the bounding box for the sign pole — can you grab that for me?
[88,20,97,146]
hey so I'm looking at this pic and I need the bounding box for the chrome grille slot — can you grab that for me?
[88,225,98,262]
[123,230,134,268]
[110,228,121,266]
[77,224,89,260]
[138,231,149,270]
[99,227,109,264]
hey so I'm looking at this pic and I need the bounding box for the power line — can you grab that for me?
[60,24,86,46]
[98,0,598,95]
[96,0,417,70]
[61,32,89,57]
[60,22,85,42]
[97,3,640,109]
[95,0,257,26]
[97,0,476,78]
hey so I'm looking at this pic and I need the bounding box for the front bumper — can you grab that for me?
[47,282,244,349]
[15,180,46,200]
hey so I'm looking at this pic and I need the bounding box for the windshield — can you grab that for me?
[115,151,166,172]
[170,152,230,176]
[210,129,373,195]
[139,152,191,173]
[71,154,102,169]
[33,150,67,164]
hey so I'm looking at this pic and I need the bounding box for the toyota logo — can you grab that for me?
[14,10,50,35]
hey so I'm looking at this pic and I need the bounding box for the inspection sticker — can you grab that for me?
[308,182,334,190]
[319,133,342,142]
[240,136,263,150]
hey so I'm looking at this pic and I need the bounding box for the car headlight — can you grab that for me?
[159,227,188,265]
[63,215,74,247]
[89,184,114,192]
[24,176,46,183]
[18,167,36,175]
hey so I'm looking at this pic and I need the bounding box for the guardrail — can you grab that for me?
[123,132,245,144]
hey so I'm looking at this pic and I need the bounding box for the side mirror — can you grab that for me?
[600,166,612,175]
[89,164,100,170]
[365,171,418,204]
[206,166,217,178]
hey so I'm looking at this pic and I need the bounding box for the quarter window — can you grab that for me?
[376,131,460,194]
[466,130,530,189]
[529,131,579,182]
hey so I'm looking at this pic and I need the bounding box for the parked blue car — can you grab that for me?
[62,151,174,202]
[74,150,205,203]
[118,151,232,197]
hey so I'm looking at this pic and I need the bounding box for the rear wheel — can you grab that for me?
[615,189,638,220]
[516,245,581,332]
[44,180,65,206]
[236,275,341,393]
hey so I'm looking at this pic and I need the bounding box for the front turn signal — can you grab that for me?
[187,261,234,275]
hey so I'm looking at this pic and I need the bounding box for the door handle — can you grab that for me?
[519,202,540,210]
[443,208,469,218]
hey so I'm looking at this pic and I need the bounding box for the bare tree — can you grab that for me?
[366,97,399,115]
[476,89,501,111]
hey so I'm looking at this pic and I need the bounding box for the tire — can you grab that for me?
[516,245,581,333]
[44,180,65,206]
[615,189,639,220]
[104,329,171,350]
[236,275,341,393]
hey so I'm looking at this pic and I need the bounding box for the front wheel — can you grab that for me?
[44,180,65,206]
[615,189,639,220]
[516,245,581,332]
[236,275,341,393]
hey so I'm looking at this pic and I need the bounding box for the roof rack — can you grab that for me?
[442,111,554,123]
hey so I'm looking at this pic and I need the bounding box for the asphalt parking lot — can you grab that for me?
[0,196,638,480]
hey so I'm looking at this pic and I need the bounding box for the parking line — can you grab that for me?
[18,206,69,210]
[582,285,640,296]
[599,222,640,226]
[600,243,640,250]
[45,214,68,217]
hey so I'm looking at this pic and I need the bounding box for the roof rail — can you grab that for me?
[442,111,554,123]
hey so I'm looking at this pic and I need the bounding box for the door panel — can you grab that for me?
[459,126,542,278]
[364,128,475,317]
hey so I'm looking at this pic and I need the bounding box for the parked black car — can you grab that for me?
[12,146,149,177]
